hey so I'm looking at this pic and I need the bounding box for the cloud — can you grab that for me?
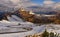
[53,2,60,10]
[43,1,54,5]
[0,0,60,12]
[0,0,38,12]
[43,0,60,8]
[42,0,60,11]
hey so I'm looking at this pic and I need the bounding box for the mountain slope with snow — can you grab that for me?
[0,25,45,37]
[0,13,60,37]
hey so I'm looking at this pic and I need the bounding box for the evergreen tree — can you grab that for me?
[42,29,49,37]
[50,32,54,37]
[54,33,60,37]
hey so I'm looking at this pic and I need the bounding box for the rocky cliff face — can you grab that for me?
[0,12,13,20]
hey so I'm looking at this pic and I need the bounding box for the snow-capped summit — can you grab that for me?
[29,11,35,14]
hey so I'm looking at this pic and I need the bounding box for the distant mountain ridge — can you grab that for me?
[0,8,59,24]
[34,11,57,15]
[0,9,57,20]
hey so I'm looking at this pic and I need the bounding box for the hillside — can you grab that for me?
[0,8,60,24]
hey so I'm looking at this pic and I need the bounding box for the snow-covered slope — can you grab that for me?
[0,21,60,37]
[7,15,36,27]
[11,15,23,22]
[46,24,60,34]
[0,15,45,37]
[0,20,19,26]
[7,15,24,22]
[0,15,60,37]
[7,16,16,21]
[0,25,45,37]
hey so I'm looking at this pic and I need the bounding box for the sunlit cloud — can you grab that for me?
[43,1,54,5]
[43,0,60,10]
[0,0,60,12]
[0,0,38,11]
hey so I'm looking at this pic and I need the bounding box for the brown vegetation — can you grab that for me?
[16,9,60,24]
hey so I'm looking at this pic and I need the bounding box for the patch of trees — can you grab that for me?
[42,29,60,37]
[25,29,60,37]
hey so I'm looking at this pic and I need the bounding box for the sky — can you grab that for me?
[0,0,60,8]
[31,0,60,4]
[31,0,43,4]
[0,0,60,11]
